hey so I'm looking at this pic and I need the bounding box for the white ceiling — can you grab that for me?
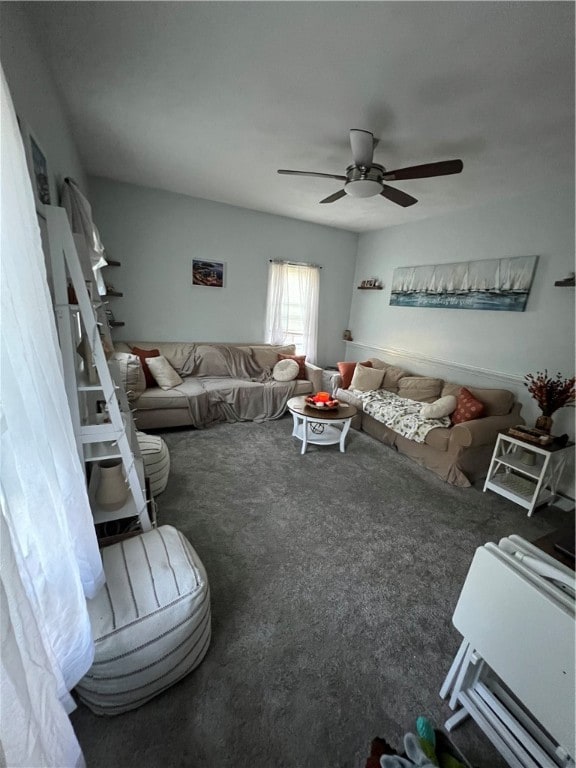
[27,2,575,233]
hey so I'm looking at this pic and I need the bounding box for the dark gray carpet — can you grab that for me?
[71,417,567,767]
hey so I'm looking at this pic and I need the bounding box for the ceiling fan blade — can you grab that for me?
[319,189,347,204]
[349,129,374,168]
[383,159,463,181]
[380,185,418,207]
[277,169,347,181]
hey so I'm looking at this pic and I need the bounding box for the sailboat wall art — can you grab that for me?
[389,256,538,312]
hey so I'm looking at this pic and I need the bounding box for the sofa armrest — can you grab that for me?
[304,362,323,393]
[449,403,523,449]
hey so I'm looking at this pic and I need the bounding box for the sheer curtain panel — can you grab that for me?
[0,66,104,767]
[264,261,319,364]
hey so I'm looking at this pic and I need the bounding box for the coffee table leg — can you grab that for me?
[301,416,308,454]
[291,412,299,438]
[339,419,351,453]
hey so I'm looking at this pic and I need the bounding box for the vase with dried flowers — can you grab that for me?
[524,370,576,433]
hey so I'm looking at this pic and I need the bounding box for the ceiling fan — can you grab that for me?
[278,129,463,206]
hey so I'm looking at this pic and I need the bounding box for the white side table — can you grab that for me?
[483,432,574,517]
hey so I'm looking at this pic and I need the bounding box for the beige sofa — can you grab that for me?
[113,341,322,430]
[335,358,523,487]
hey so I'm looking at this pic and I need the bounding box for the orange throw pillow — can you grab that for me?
[131,346,161,388]
[337,360,373,389]
[451,387,485,425]
[278,354,307,380]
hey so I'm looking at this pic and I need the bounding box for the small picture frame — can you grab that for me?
[19,118,51,211]
[364,278,375,288]
[192,259,225,288]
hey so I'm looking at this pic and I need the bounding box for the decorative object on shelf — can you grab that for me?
[358,278,383,289]
[520,449,536,466]
[95,459,129,510]
[535,415,554,434]
[342,329,353,341]
[554,272,575,287]
[305,392,339,410]
[104,282,123,297]
[524,369,575,432]
[390,255,538,311]
[192,259,224,287]
[508,425,553,446]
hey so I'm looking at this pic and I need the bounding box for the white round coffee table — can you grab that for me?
[287,396,358,455]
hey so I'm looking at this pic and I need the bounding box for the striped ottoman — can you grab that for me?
[136,431,170,496]
[76,525,211,715]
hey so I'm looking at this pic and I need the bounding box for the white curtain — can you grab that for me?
[264,261,320,364]
[0,66,104,766]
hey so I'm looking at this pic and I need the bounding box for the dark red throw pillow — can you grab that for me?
[337,360,373,389]
[451,387,485,425]
[278,354,307,380]
[131,347,161,388]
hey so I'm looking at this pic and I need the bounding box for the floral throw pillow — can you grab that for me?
[451,387,485,425]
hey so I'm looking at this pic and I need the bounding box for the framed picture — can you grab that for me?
[389,255,538,312]
[192,259,225,288]
[19,118,51,210]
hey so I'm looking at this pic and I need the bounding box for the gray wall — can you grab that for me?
[1,3,88,199]
[88,176,358,367]
[348,186,575,493]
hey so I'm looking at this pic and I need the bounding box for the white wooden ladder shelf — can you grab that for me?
[46,206,152,533]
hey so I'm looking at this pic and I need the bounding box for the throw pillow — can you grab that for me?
[420,395,458,419]
[111,352,146,403]
[131,346,161,388]
[251,345,296,371]
[278,353,306,380]
[145,355,183,390]
[451,387,485,425]
[272,359,300,382]
[349,363,385,392]
[337,360,373,389]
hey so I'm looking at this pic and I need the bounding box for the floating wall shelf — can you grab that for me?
[357,285,383,290]
[554,277,575,287]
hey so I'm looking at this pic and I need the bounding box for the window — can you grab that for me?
[264,261,320,364]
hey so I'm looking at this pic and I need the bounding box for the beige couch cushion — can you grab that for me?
[111,352,146,403]
[136,386,190,410]
[398,376,444,403]
[382,365,409,392]
[367,357,390,371]
[192,344,232,376]
[441,382,514,416]
[248,344,296,371]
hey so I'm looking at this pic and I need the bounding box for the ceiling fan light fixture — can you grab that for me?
[344,178,383,198]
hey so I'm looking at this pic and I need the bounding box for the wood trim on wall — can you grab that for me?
[344,340,524,387]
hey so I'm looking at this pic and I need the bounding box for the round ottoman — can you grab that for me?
[76,525,211,715]
[136,431,170,496]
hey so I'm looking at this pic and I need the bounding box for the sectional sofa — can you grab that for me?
[334,357,523,487]
[112,341,322,430]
